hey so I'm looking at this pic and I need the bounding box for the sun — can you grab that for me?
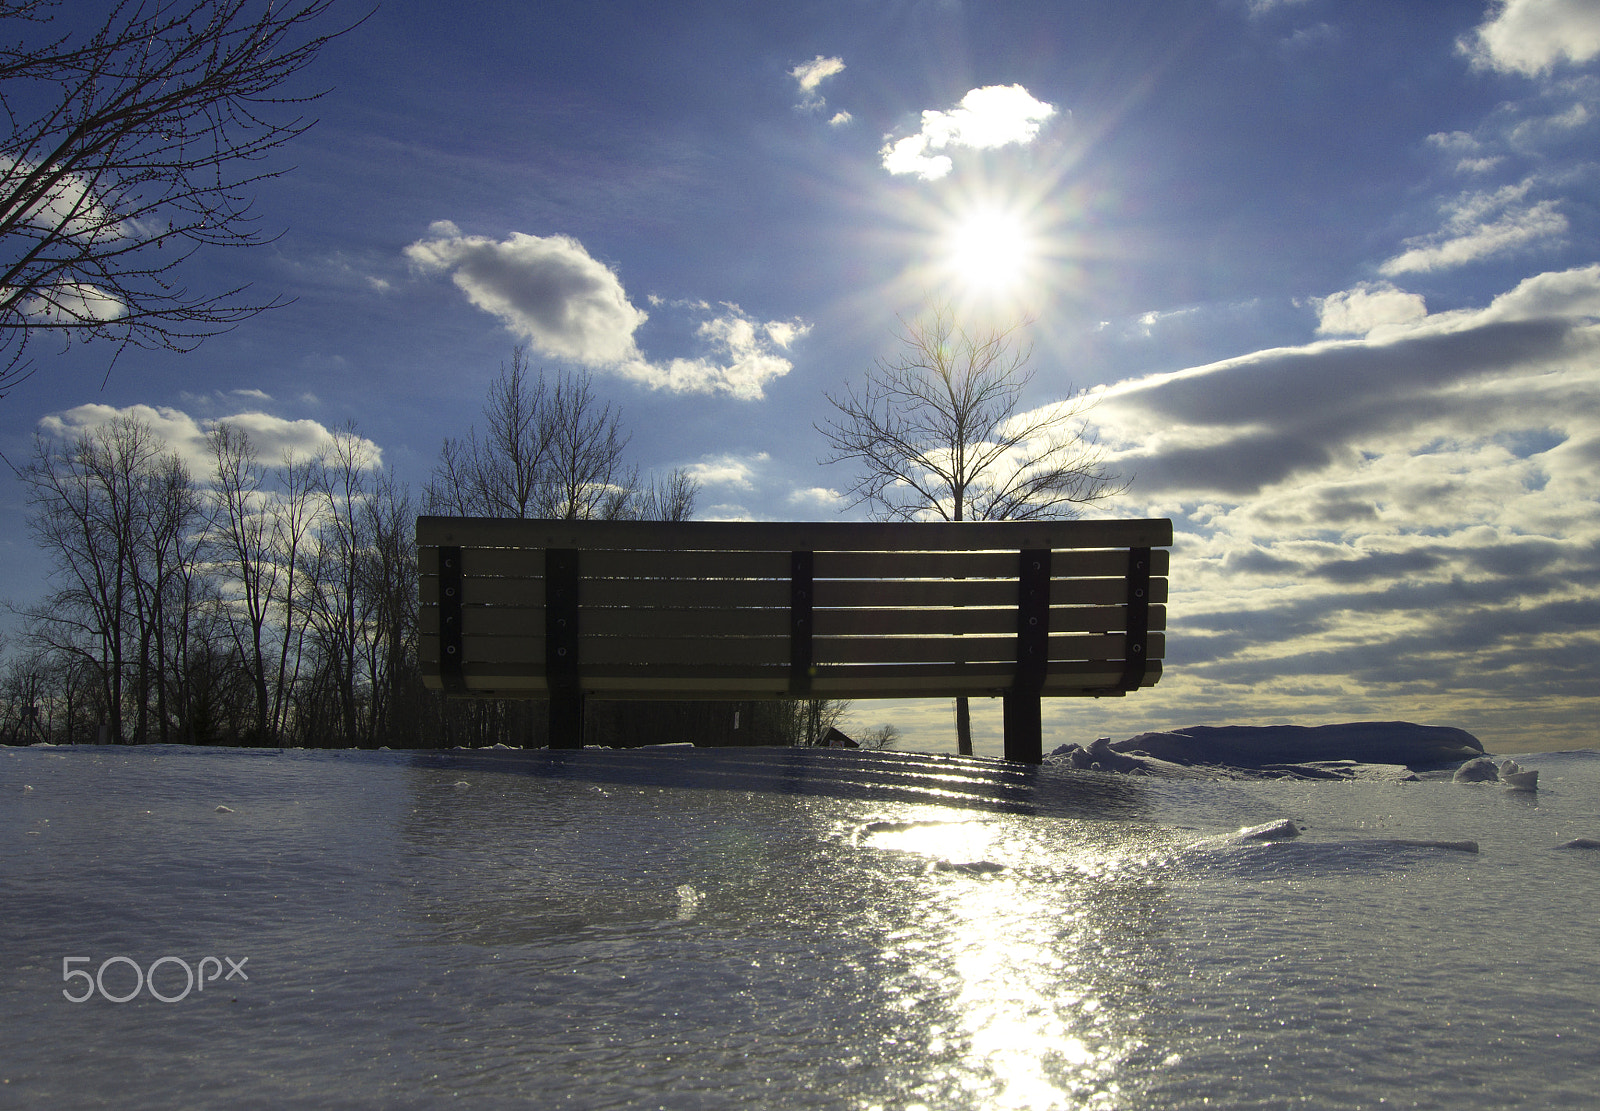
[944,206,1035,297]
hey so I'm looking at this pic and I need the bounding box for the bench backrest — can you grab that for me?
[418,517,1172,702]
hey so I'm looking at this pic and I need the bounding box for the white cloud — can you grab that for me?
[1476,261,1600,321]
[1136,306,1201,336]
[1426,129,1504,174]
[1379,180,1567,274]
[828,111,853,128]
[880,85,1057,180]
[407,227,806,399]
[791,55,846,111]
[684,452,770,490]
[37,404,381,476]
[789,486,844,509]
[405,227,647,366]
[1507,99,1593,149]
[1313,282,1428,336]
[1244,0,1311,13]
[617,305,810,400]
[1462,0,1600,75]
[762,319,807,348]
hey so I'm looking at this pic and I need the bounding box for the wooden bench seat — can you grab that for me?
[417,517,1173,762]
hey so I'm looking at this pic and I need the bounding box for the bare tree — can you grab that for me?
[819,304,1120,523]
[301,423,371,745]
[355,465,414,746]
[426,348,552,517]
[626,466,698,523]
[127,448,209,743]
[539,370,633,520]
[208,421,278,740]
[427,351,696,522]
[0,0,357,388]
[21,414,161,741]
[857,723,899,751]
[267,447,318,741]
[818,303,1123,754]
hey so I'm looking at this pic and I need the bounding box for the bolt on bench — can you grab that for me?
[418,517,1173,763]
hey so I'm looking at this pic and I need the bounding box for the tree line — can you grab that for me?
[1,355,845,749]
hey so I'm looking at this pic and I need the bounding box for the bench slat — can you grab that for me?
[420,631,1162,669]
[417,546,1170,584]
[418,602,1168,639]
[427,546,546,579]
[420,572,1167,610]
[419,658,1162,696]
[418,516,1174,551]
[817,577,1167,608]
[582,548,790,580]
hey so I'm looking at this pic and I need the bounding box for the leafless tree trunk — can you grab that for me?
[0,0,357,388]
[356,466,413,746]
[209,422,279,741]
[303,424,372,746]
[269,449,319,743]
[425,351,703,749]
[818,303,1123,754]
[129,451,208,743]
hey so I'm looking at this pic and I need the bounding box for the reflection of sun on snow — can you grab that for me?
[861,819,995,863]
[859,815,1134,1109]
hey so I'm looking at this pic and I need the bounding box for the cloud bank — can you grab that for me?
[1072,266,1600,746]
[881,85,1057,180]
[406,223,805,399]
[1097,265,1600,499]
[38,403,382,477]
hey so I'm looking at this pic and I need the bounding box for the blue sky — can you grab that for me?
[4,0,1599,754]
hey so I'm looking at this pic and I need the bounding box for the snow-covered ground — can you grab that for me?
[5,743,1599,1109]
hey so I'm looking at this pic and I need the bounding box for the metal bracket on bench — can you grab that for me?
[790,550,814,696]
[545,548,583,747]
[437,545,466,693]
[1120,547,1152,692]
[1005,548,1052,765]
[1015,548,1051,693]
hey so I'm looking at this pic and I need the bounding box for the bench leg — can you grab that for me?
[548,690,585,749]
[1002,693,1042,764]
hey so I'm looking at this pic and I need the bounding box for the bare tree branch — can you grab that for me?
[0,0,360,393]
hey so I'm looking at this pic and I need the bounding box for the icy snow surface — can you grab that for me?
[4,743,1599,1109]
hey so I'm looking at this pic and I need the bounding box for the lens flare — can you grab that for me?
[945,206,1035,297]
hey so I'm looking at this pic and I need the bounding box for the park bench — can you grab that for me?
[417,516,1173,763]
